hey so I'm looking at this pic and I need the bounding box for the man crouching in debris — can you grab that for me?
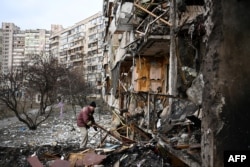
[77,101,98,148]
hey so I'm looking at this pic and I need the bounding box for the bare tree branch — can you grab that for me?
[0,55,66,130]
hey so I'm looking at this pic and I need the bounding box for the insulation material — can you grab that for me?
[133,58,167,92]
[136,58,149,78]
[133,66,139,91]
[138,77,150,92]
[150,60,164,92]
[150,80,163,92]
[150,61,162,79]
[133,58,150,92]
[133,65,139,80]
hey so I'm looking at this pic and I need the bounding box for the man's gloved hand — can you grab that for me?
[86,121,92,126]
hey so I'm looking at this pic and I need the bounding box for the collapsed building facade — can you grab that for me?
[101,0,204,166]
[101,0,250,166]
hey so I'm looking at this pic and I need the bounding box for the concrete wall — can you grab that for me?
[202,0,250,166]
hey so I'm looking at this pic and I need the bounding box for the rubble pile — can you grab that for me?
[101,144,171,167]
[0,144,79,167]
[0,142,173,167]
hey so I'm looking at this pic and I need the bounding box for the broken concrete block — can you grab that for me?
[186,74,204,105]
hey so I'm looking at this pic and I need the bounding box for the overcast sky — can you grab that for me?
[1,0,103,30]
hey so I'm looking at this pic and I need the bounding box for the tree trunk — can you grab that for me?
[202,0,250,166]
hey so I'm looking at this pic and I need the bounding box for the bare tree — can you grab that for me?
[59,68,94,118]
[0,56,66,130]
[25,56,65,115]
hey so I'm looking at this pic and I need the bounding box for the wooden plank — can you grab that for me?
[94,123,135,144]
[134,3,172,26]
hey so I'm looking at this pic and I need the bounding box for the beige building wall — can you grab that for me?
[84,12,104,91]
[12,30,25,68]
[24,29,51,60]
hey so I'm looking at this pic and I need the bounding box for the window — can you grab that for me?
[97,65,102,70]
[81,25,85,30]
[91,19,97,25]
[98,17,102,23]
[89,34,97,40]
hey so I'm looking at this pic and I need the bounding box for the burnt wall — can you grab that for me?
[201,0,250,166]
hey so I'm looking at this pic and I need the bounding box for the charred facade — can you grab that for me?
[102,0,205,166]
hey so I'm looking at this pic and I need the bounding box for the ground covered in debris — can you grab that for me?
[0,106,112,148]
[0,143,173,167]
[0,106,112,166]
[0,107,174,167]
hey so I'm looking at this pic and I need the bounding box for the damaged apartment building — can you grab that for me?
[101,0,250,167]
[101,0,205,166]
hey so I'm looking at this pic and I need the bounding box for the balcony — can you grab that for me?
[88,38,98,44]
[88,29,98,35]
[76,50,83,54]
[88,45,98,52]
[138,35,170,56]
[50,38,59,44]
[112,2,134,32]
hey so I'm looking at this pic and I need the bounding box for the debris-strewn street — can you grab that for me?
[0,106,175,167]
[0,106,113,166]
[0,106,112,148]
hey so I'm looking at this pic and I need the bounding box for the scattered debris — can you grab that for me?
[0,103,201,167]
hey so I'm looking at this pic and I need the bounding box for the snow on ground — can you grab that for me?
[0,106,112,148]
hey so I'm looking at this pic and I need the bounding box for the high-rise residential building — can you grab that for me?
[49,25,61,60]
[12,30,25,68]
[84,12,104,91]
[50,12,104,93]
[50,21,86,68]
[2,23,20,74]
[24,29,51,60]
[0,28,2,73]
[2,12,104,93]
[1,22,51,73]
